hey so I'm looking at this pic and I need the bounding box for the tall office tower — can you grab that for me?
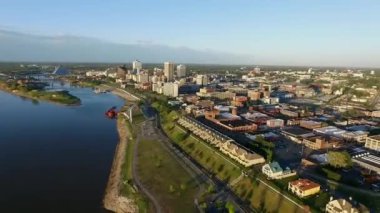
[164,62,175,82]
[196,74,208,86]
[176,64,186,77]
[132,60,142,74]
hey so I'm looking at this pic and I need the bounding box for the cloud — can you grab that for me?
[0,29,253,64]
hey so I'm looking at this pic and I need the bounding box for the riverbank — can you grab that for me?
[103,116,138,213]
[0,81,81,106]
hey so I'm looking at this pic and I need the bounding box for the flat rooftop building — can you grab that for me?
[365,135,380,152]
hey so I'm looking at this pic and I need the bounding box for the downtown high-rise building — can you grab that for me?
[164,61,175,82]
[132,60,142,73]
[176,64,186,78]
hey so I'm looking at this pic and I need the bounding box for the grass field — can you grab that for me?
[165,124,241,182]
[233,177,305,213]
[136,139,200,213]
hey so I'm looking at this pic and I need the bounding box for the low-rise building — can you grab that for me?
[281,127,314,143]
[262,161,296,180]
[341,131,368,143]
[303,135,342,150]
[280,109,299,117]
[326,198,368,213]
[365,135,380,151]
[288,179,320,198]
[177,117,264,167]
[266,119,284,128]
[300,120,322,130]
[352,151,380,175]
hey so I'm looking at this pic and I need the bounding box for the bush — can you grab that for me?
[321,167,341,181]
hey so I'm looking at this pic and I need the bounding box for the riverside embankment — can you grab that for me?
[103,88,141,213]
[0,81,81,106]
[103,117,138,213]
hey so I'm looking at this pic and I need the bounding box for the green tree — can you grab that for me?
[327,151,352,168]
[225,201,235,213]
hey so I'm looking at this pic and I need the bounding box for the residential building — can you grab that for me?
[176,64,186,77]
[288,179,320,198]
[163,82,179,97]
[164,61,175,82]
[365,135,380,152]
[136,73,149,83]
[326,198,368,213]
[262,161,296,179]
[177,117,264,167]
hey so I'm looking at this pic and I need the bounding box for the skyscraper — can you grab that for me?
[176,64,186,78]
[164,62,175,82]
[132,60,142,74]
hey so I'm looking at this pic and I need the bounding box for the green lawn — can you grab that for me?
[136,139,200,213]
[119,112,150,212]
[166,125,241,183]
[233,177,305,213]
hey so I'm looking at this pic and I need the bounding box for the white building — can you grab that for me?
[261,97,279,104]
[136,73,149,83]
[132,60,142,73]
[326,198,364,213]
[365,135,380,152]
[196,75,208,86]
[262,161,296,180]
[163,82,179,97]
[164,62,175,82]
[86,70,108,77]
[176,64,186,77]
[266,119,284,128]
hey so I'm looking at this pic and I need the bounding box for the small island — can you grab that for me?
[0,79,81,106]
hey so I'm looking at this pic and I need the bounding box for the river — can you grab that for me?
[0,82,124,212]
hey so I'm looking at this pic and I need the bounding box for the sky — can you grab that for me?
[0,0,380,67]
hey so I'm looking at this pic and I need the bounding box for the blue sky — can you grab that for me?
[1,0,380,66]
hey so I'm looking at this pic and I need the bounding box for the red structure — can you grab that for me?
[105,106,118,119]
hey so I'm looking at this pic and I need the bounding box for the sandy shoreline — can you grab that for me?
[103,117,138,213]
[103,88,140,213]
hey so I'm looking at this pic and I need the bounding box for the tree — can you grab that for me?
[225,201,235,213]
[327,151,352,168]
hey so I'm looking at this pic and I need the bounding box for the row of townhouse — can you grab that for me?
[177,116,265,167]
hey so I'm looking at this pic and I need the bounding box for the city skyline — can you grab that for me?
[1,0,380,67]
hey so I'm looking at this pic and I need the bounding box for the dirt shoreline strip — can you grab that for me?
[103,117,138,213]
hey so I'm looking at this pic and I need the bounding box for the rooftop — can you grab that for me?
[369,135,380,141]
[282,127,312,136]
[289,179,320,191]
[269,161,283,173]
[220,119,254,128]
